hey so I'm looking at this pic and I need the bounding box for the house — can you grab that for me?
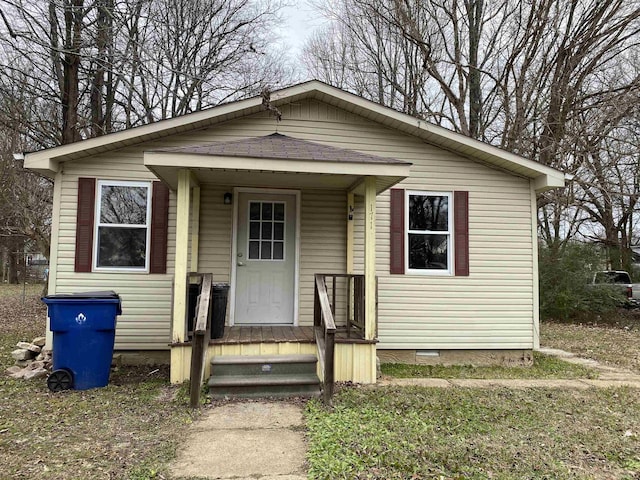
[25,81,565,387]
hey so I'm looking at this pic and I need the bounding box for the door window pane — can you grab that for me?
[274,223,284,240]
[249,222,260,240]
[274,203,285,221]
[248,241,260,259]
[273,242,284,260]
[250,202,260,220]
[261,241,272,259]
[261,222,273,240]
[261,203,272,220]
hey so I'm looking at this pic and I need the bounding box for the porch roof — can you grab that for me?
[144,133,411,194]
[155,133,409,165]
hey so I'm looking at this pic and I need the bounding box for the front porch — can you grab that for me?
[148,134,410,389]
[210,325,377,345]
[170,274,379,386]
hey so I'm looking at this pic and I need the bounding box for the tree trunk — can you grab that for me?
[61,0,83,144]
[466,0,483,139]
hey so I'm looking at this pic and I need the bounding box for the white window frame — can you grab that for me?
[405,190,453,276]
[93,180,152,272]
[246,200,287,262]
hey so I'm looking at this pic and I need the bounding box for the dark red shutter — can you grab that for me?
[74,177,96,272]
[454,191,469,276]
[149,181,170,274]
[390,189,405,274]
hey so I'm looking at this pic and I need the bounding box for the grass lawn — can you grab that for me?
[0,284,197,479]
[306,385,640,479]
[382,351,599,379]
[541,320,640,374]
[3,285,639,479]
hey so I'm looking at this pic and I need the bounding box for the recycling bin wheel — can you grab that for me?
[48,369,73,392]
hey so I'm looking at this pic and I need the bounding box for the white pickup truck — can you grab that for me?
[592,270,636,305]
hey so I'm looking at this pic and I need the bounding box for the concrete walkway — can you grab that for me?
[380,347,640,389]
[169,402,307,480]
[168,349,639,479]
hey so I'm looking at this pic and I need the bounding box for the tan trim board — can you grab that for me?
[44,170,64,349]
[530,181,540,349]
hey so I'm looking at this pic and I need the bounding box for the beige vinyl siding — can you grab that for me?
[51,98,534,350]
[196,185,233,282]
[353,155,534,350]
[299,190,347,326]
[55,156,176,349]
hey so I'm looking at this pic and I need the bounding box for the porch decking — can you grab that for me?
[209,326,376,345]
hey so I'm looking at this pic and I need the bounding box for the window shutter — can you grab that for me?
[149,181,170,274]
[74,177,96,273]
[390,189,405,274]
[454,191,469,276]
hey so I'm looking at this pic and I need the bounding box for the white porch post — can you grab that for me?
[190,186,201,273]
[364,176,376,340]
[172,169,192,344]
[170,169,194,383]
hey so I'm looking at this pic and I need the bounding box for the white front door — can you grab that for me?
[234,192,296,324]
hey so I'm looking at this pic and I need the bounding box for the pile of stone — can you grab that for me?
[6,337,52,380]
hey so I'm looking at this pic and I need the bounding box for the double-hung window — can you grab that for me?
[94,180,151,270]
[406,191,452,274]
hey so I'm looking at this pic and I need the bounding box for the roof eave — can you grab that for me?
[533,173,566,193]
[23,157,59,178]
[307,84,563,181]
[23,80,564,184]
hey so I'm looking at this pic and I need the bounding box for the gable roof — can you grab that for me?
[24,80,564,191]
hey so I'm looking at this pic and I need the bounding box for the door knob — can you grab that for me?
[237,261,246,267]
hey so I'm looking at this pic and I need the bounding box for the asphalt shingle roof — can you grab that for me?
[156,133,410,165]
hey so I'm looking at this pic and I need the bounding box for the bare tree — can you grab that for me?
[0,0,292,265]
[304,0,640,256]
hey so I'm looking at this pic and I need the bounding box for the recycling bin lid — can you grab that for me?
[44,291,120,300]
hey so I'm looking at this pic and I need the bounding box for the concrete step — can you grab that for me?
[208,355,321,399]
[209,384,321,399]
[211,354,318,377]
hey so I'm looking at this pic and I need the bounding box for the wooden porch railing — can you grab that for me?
[317,273,369,338]
[314,274,336,404]
[189,273,213,408]
[314,273,377,403]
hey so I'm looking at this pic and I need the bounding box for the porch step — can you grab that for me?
[208,354,320,399]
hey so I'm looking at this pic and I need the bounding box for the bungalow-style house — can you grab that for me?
[25,81,565,391]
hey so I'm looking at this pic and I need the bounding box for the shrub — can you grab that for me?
[538,242,622,321]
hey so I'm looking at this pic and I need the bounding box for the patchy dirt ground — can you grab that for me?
[541,318,640,374]
[0,285,198,480]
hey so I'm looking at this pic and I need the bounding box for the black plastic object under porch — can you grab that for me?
[211,284,230,339]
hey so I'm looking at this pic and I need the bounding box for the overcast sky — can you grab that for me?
[275,0,327,58]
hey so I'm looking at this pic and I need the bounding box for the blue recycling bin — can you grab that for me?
[42,291,121,391]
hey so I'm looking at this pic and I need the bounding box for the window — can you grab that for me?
[247,201,285,260]
[94,180,151,270]
[406,191,452,274]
